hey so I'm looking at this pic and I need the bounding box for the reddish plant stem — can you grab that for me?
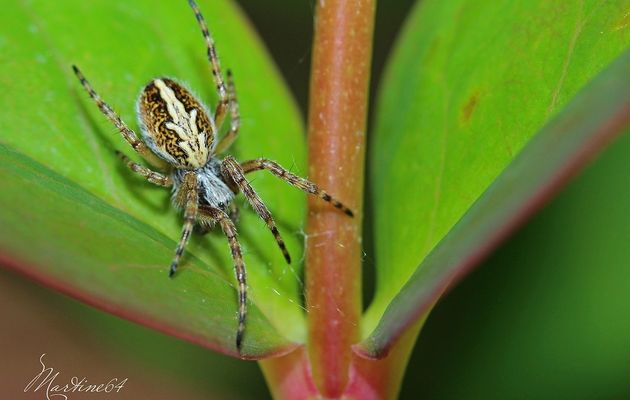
[305,0,374,397]
[347,320,423,399]
[260,348,318,399]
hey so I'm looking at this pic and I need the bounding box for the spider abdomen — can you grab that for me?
[137,78,217,169]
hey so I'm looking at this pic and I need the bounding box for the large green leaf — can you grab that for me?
[0,0,306,357]
[359,49,630,357]
[362,0,630,351]
[402,125,630,399]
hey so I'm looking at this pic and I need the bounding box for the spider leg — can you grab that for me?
[221,156,292,264]
[71,65,167,169]
[240,158,354,217]
[196,202,238,236]
[187,0,229,129]
[215,69,240,154]
[116,151,172,187]
[228,201,240,224]
[198,204,247,352]
[169,172,199,277]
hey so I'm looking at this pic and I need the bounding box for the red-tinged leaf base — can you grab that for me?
[261,322,421,399]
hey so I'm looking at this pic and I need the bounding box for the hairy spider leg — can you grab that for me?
[240,158,355,217]
[198,205,247,351]
[187,0,229,129]
[221,156,292,264]
[116,151,173,187]
[170,172,199,277]
[215,69,240,154]
[72,65,167,169]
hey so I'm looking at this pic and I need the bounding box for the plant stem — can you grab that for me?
[305,0,374,396]
[260,1,375,397]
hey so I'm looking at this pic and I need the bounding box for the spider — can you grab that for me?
[72,0,353,352]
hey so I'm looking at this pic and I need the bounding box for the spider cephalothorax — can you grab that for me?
[72,0,353,353]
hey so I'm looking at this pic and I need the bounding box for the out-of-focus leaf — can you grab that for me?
[359,50,630,357]
[402,124,630,399]
[0,0,307,357]
[362,0,630,354]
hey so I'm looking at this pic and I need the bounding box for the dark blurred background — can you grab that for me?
[4,0,630,399]
[232,1,417,114]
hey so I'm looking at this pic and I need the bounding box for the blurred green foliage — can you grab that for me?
[359,50,630,358]
[404,127,630,399]
[365,0,630,334]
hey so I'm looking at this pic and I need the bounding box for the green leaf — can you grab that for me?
[360,50,630,357]
[0,0,307,357]
[404,125,630,399]
[362,0,630,353]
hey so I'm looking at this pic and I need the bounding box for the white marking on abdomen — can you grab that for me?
[155,79,208,166]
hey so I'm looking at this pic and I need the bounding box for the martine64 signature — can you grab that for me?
[23,354,127,400]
